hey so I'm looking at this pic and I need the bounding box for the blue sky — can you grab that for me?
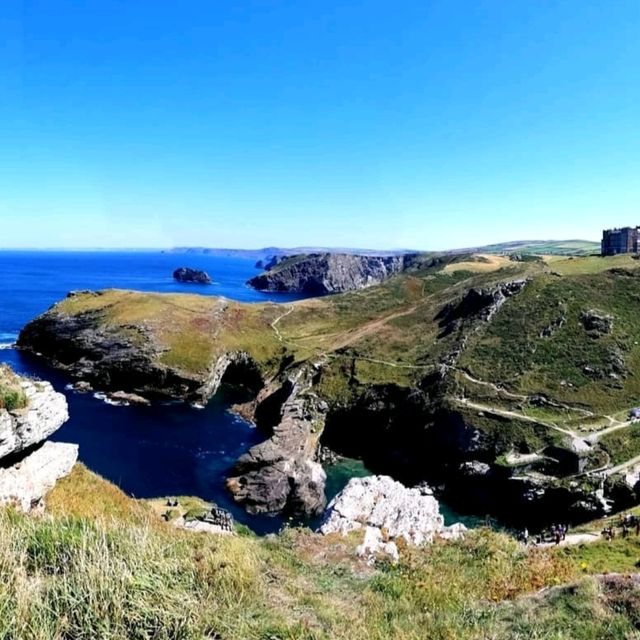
[0,0,639,250]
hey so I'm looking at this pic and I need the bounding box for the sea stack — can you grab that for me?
[173,267,212,284]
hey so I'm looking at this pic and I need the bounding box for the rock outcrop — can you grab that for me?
[320,475,466,561]
[226,364,327,516]
[248,253,407,295]
[0,369,77,512]
[0,377,69,459]
[178,506,235,535]
[255,255,287,271]
[0,441,78,511]
[580,309,614,335]
[173,267,212,284]
[18,297,261,403]
[436,280,527,335]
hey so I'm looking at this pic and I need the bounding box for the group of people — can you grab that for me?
[602,514,640,540]
[518,523,570,546]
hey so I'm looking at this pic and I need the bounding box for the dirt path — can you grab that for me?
[270,305,294,343]
[457,398,579,439]
[603,453,640,478]
[537,533,600,548]
[586,419,635,444]
[456,369,528,401]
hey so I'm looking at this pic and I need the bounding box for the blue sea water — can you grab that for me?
[0,251,342,533]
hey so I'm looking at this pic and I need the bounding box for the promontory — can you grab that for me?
[18,251,640,526]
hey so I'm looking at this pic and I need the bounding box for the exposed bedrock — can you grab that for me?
[173,267,212,284]
[0,372,77,512]
[226,364,328,517]
[0,441,78,512]
[436,279,527,337]
[318,381,622,527]
[18,305,262,403]
[320,475,466,561]
[247,253,409,295]
[0,378,69,459]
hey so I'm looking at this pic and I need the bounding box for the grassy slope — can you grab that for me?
[49,254,640,468]
[478,239,600,256]
[0,465,623,639]
[460,261,640,416]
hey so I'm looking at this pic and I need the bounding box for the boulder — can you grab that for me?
[320,475,466,548]
[173,267,212,284]
[580,309,614,335]
[0,441,78,512]
[106,391,151,406]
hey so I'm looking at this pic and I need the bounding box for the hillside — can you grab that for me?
[0,462,635,639]
[468,239,600,256]
[18,252,640,524]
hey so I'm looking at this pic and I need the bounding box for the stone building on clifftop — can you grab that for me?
[601,227,640,256]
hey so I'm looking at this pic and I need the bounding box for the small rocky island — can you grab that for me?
[173,267,212,284]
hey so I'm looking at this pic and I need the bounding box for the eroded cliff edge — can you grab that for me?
[247,252,411,294]
[0,366,77,510]
[18,253,640,525]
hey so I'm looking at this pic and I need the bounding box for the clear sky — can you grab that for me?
[0,0,639,250]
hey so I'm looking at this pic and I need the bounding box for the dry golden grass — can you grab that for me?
[442,253,511,274]
[46,464,151,524]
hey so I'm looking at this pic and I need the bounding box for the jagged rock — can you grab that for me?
[177,505,235,535]
[106,391,151,406]
[583,345,627,381]
[356,526,399,564]
[580,309,614,335]
[0,378,69,459]
[248,253,408,295]
[0,441,78,512]
[72,381,93,393]
[319,475,466,547]
[459,460,491,477]
[227,366,327,517]
[172,267,212,284]
[436,280,527,336]
[315,445,341,465]
[540,316,566,338]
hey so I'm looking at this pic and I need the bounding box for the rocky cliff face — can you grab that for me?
[0,377,69,459]
[320,475,466,561]
[17,295,260,403]
[226,363,328,516]
[247,253,407,294]
[0,370,77,511]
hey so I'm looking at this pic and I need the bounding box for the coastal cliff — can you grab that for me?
[247,252,409,294]
[18,252,640,525]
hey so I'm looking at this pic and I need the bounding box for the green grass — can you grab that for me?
[599,424,640,466]
[0,365,28,411]
[2,465,639,638]
[547,253,640,275]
